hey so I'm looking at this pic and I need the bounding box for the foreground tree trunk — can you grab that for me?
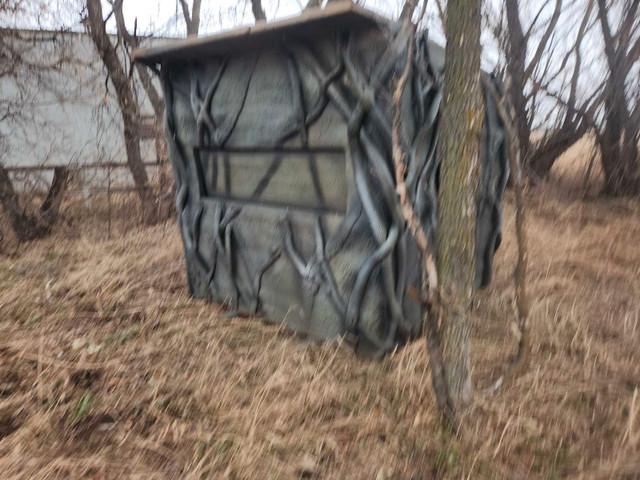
[85,0,156,223]
[437,0,483,409]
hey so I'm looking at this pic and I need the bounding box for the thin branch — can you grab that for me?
[483,77,530,393]
[617,0,639,52]
[400,0,419,21]
[523,0,551,41]
[434,0,446,33]
[628,37,640,68]
[112,0,163,119]
[524,0,563,78]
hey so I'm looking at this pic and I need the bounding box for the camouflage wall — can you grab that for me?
[158,24,508,355]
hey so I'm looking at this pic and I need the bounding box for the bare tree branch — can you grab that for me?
[112,0,163,118]
[523,0,552,41]
[524,0,563,78]
[566,0,593,122]
[596,0,618,72]
[179,0,201,37]
[617,0,639,52]
[0,163,69,241]
[483,77,530,393]
[434,0,446,33]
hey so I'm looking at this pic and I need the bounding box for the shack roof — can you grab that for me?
[133,3,385,66]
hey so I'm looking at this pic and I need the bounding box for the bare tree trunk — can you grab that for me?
[528,126,589,178]
[437,0,484,410]
[526,0,594,178]
[504,0,532,165]
[597,38,639,194]
[85,0,155,223]
[0,163,68,242]
[599,123,640,195]
[0,164,25,235]
[179,0,202,37]
[251,0,266,21]
[112,0,167,166]
[596,0,640,195]
[393,0,457,429]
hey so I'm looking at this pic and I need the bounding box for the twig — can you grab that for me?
[392,0,457,430]
[107,160,112,239]
[37,333,44,403]
[483,76,530,393]
[9,348,125,372]
[434,0,446,33]
[581,146,598,198]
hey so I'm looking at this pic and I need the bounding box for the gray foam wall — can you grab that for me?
[159,25,509,355]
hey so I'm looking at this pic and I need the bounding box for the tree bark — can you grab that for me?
[393,0,457,429]
[251,0,266,22]
[85,0,155,222]
[437,0,483,410]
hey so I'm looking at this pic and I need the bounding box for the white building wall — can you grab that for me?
[0,29,162,189]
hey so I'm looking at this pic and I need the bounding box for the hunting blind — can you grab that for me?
[134,4,509,355]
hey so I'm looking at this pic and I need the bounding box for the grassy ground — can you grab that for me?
[0,170,639,478]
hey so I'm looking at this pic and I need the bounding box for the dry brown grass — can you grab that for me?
[0,176,639,478]
[548,135,603,197]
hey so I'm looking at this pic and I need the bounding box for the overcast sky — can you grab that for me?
[4,0,590,72]
[6,0,631,130]
[6,1,444,40]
